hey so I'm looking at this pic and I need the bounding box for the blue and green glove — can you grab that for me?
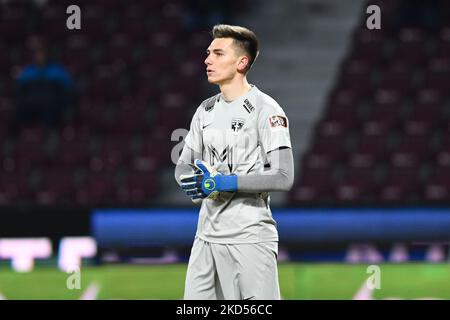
[180,159,237,202]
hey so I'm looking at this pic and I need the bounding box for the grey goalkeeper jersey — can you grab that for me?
[184,85,292,244]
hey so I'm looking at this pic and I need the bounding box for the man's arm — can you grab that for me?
[237,147,294,192]
[177,146,294,200]
[174,144,201,186]
[175,103,204,186]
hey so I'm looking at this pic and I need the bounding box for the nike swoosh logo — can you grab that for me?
[202,124,212,129]
[243,296,255,300]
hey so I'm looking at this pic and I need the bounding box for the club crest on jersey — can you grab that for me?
[231,118,245,133]
[268,115,288,129]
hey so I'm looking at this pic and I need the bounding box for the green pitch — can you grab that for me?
[0,263,449,299]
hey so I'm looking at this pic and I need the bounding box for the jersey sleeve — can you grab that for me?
[184,106,203,154]
[258,103,292,154]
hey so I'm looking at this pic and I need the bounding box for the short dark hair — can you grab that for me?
[211,24,259,73]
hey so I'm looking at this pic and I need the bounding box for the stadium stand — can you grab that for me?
[0,0,246,207]
[290,0,450,206]
[2,0,448,208]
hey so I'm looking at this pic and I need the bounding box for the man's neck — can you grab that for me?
[219,77,252,102]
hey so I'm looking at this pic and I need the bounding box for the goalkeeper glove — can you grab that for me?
[180,159,237,201]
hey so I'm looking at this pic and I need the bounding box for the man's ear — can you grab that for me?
[237,56,249,72]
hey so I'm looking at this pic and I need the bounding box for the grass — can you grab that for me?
[0,263,449,299]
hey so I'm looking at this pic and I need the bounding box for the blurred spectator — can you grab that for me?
[13,36,76,131]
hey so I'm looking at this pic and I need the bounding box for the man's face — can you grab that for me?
[204,38,247,85]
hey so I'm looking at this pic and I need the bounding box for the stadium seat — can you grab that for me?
[35,170,76,205]
[76,173,117,206]
[116,172,158,205]
[0,173,32,205]
[335,165,378,203]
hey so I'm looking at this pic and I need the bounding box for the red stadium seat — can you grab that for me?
[302,152,336,170]
[392,28,426,60]
[377,62,416,94]
[378,165,421,203]
[116,172,158,205]
[309,135,348,163]
[390,134,433,162]
[89,137,134,172]
[112,109,149,134]
[290,167,336,203]
[335,165,379,202]
[423,165,450,202]
[0,173,32,205]
[76,173,117,206]
[35,170,76,205]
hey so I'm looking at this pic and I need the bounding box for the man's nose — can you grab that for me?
[204,56,211,65]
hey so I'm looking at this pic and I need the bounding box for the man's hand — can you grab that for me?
[180,159,237,201]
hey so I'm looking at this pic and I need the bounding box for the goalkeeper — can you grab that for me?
[175,24,294,300]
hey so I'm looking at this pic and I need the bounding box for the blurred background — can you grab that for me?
[1,0,450,299]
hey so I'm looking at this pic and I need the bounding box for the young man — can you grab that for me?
[175,24,294,300]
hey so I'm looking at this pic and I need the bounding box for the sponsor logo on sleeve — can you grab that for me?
[268,115,288,129]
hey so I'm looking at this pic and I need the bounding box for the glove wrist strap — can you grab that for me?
[218,174,238,192]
